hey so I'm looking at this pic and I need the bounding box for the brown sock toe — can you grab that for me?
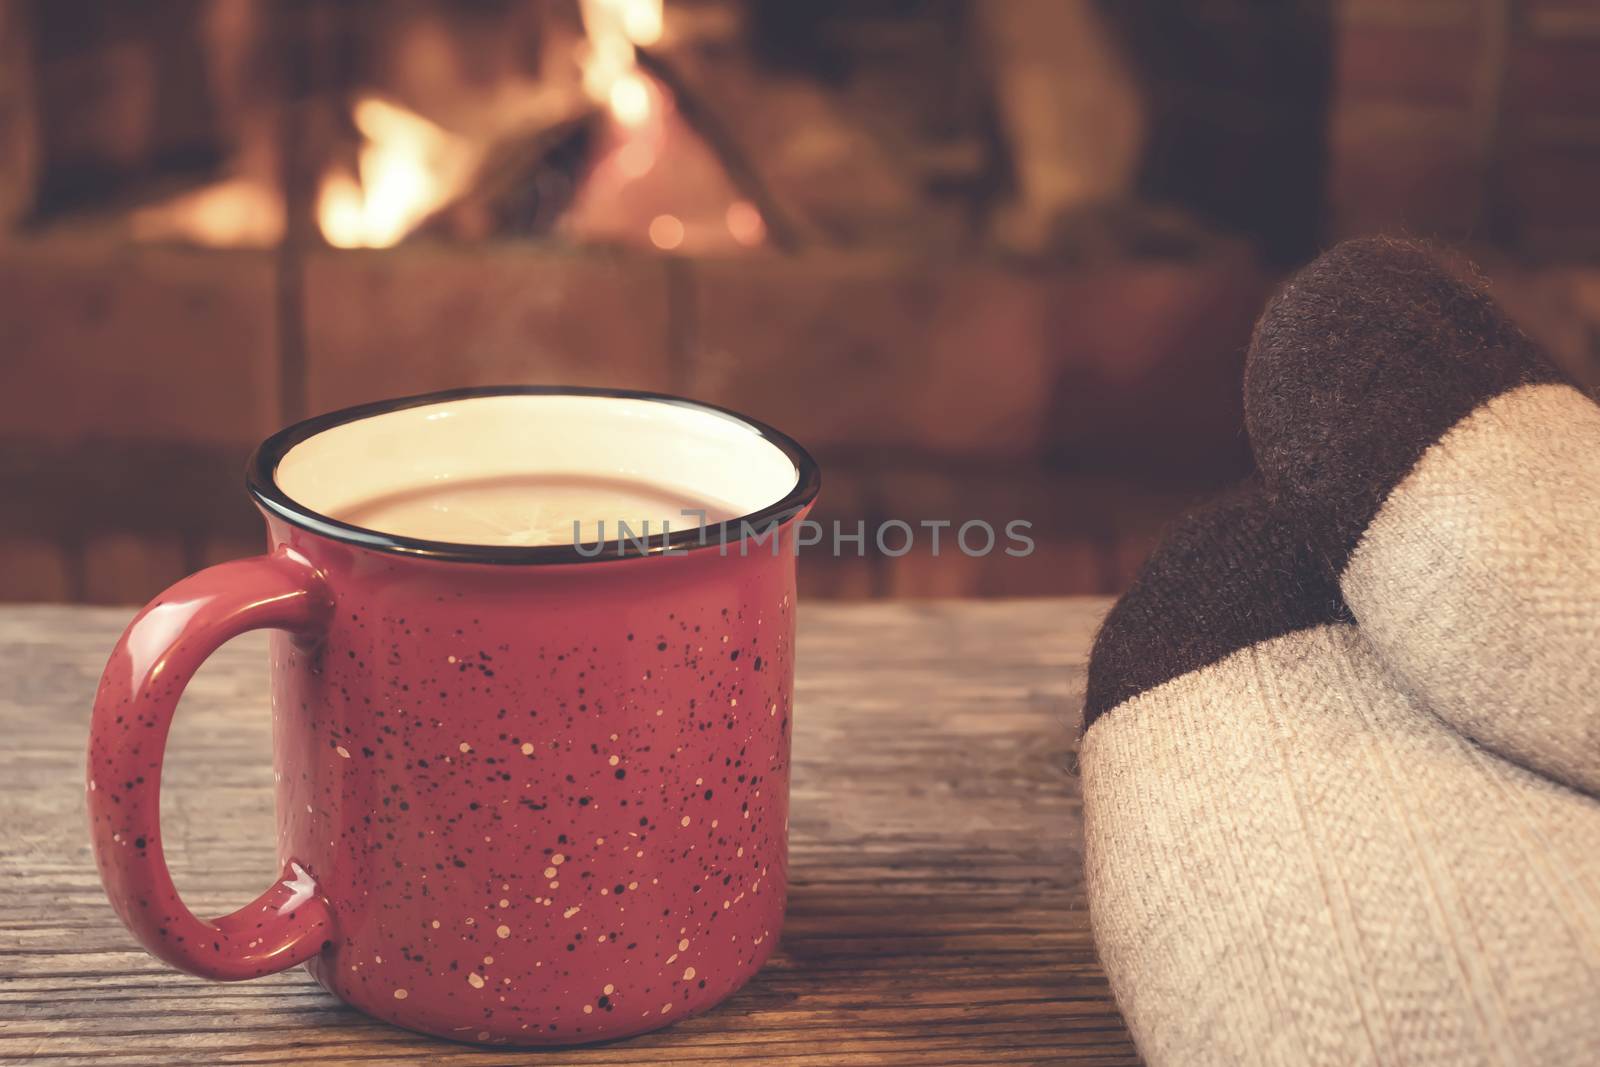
[1244,235,1565,569]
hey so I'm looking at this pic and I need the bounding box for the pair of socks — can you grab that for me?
[1082,238,1600,1066]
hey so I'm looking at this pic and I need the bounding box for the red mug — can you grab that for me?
[86,387,820,1046]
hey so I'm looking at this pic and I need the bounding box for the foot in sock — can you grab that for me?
[1082,486,1600,1067]
[1245,236,1600,793]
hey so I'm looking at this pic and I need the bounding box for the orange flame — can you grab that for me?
[579,0,664,125]
[317,97,479,249]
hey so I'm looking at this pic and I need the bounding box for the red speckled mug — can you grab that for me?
[87,388,819,1046]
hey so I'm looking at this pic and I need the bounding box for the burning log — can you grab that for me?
[634,47,800,252]
[416,110,599,241]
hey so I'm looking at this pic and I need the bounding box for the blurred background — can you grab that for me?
[2,0,1599,604]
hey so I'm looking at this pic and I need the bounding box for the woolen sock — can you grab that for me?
[1082,486,1600,1067]
[1245,236,1600,795]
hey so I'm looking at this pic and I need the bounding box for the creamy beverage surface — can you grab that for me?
[331,474,740,547]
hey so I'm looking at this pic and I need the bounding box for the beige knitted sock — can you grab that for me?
[1246,237,1600,795]
[1083,489,1600,1067]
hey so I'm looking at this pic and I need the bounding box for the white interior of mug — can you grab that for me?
[274,394,801,547]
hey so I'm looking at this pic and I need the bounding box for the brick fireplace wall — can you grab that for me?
[0,235,1271,602]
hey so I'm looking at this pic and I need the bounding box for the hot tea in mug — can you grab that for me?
[86,387,819,1046]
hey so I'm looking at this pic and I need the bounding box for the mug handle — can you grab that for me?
[87,549,337,980]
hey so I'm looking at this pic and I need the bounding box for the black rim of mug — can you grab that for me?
[246,386,822,565]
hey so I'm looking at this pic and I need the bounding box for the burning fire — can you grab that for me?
[565,0,768,253]
[314,1,663,250]
[579,0,664,126]
[317,97,479,249]
[131,0,762,254]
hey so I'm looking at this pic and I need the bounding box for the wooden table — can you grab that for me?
[0,601,1138,1066]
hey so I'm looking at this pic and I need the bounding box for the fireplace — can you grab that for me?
[3,0,1599,604]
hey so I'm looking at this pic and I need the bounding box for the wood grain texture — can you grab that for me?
[0,600,1137,1066]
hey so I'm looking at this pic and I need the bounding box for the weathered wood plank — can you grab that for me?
[0,600,1133,1065]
